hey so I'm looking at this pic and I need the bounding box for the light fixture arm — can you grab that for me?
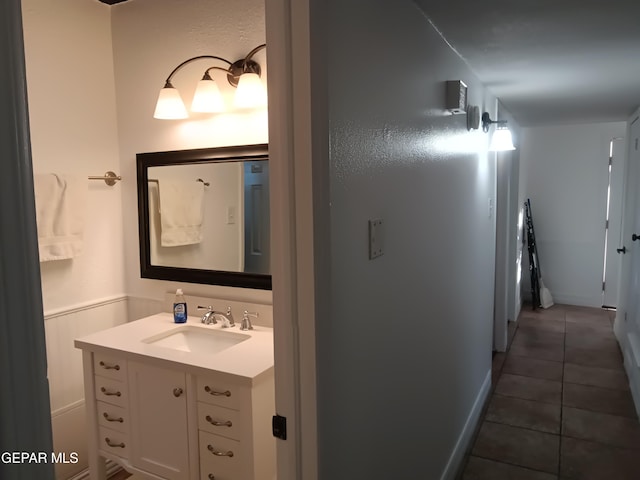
[243,44,266,66]
[162,55,233,87]
[203,65,235,80]
[481,112,508,133]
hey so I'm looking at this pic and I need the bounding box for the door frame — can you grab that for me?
[265,0,326,478]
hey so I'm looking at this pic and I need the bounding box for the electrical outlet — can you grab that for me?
[369,219,384,259]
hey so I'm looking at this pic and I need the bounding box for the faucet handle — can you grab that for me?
[197,305,214,312]
[240,311,258,331]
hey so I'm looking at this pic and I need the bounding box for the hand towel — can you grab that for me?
[34,174,87,261]
[158,179,205,247]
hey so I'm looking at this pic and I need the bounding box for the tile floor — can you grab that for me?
[459,304,640,480]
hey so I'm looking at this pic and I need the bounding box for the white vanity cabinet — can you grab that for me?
[76,314,275,480]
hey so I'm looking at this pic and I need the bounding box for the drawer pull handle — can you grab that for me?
[208,475,216,480]
[105,437,125,448]
[205,415,232,427]
[207,445,234,457]
[100,387,121,397]
[204,386,231,397]
[173,387,184,397]
[103,412,124,423]
[99,361,120,371]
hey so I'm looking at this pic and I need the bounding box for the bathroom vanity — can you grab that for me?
[75,313,275,480]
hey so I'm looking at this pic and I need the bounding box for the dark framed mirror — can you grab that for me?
[136,143,271,290]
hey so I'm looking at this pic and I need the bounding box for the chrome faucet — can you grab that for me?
[198,305,217,325]
[240,311,258,331]
[197,305,235,327]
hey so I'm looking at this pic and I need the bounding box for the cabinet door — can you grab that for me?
[128,362,189,479]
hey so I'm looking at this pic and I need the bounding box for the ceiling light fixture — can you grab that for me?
[153,44,267,119]
[482,112,516,151]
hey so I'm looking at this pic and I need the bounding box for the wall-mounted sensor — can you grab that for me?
[446,80,467,115]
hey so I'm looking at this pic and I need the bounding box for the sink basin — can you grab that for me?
[142,326,249,355]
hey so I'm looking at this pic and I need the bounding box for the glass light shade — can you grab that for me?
[154,86,188,119]
[234,73,267,109]
[191,78,225,113]
[489,127,516,151]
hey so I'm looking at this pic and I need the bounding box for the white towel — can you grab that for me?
[158,179,205,247]
[33,174,87,262]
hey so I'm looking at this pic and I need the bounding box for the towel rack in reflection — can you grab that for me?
[88,171,121,186]
[148,178,210,187]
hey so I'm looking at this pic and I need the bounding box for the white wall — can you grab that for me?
[519,121,627,307]
[22,0,125,312]
[22,0,126,477]
[316,1,497,478]
[110,0,271,306]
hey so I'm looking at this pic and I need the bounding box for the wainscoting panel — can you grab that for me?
[45,295,128,479]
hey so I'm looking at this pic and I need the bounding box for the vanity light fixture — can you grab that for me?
[153,44,267,119]
[482,112,516,151]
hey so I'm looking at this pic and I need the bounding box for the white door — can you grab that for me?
[624,116,640,333]
[603,138,626,307]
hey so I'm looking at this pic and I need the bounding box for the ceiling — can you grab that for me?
[414,0,640,127]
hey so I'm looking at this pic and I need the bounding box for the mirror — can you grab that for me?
[136,144,271,290]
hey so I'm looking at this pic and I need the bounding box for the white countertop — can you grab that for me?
[75,313,274,383]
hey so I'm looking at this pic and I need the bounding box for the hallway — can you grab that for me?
[460,305,640,479]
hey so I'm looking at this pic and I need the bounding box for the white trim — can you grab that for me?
[628,332,640,368]
[44,294,128,320]
[51,398,84,418]
[440,369,492,480]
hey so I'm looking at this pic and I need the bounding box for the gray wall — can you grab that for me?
[316,0,498,478]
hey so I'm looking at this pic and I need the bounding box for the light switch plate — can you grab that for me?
[227,206,236,224]
[369,219,384,259]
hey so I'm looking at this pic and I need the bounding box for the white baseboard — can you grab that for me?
[440,369,492,480]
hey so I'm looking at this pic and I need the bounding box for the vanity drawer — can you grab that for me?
[197,377,240,410]
[93,353,126,381]
[98,426,129,459]
[198,402,240,440]
[199,431,241,480]
[94,375,128,408]
[97,401,129,434]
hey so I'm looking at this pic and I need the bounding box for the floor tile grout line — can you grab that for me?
[468,453,559,477]
[559,431,640,452]
[561,403,639,420]
[482,419,561,437]
[562,379,631,392]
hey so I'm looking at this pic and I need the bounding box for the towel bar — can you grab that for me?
[88,171,121,186]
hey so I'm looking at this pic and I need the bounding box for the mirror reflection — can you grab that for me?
[137,144,271,289]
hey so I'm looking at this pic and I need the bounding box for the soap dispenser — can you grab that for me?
[173,289,187,323]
